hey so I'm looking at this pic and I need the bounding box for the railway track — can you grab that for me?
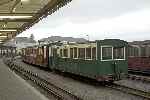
[106,83,150,99]
[128,74,150,83]
[3,58,150,99]
[3,58,82,100]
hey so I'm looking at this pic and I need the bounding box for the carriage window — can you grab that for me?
[92,47,96,59]
[78,48,85,59]
[74,47,77,58]
[39,48,41,55]
[113,47,125,60]
[38,48,40,55]
[44,46,47,58]
[49,47,53,56]
[70,48,73,58]
[86,48,91,59]
[39,48,43,55]
[102,47,112,60]
[60,49,62,57]
[63,49,68,57]
[32,49,34,54]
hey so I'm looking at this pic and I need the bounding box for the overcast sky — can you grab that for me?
[18,0,150,42]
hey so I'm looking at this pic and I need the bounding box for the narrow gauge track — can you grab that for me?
[106,83,150,99]
[4,58,150,99]
[3,58,82,100]
[128,74,150,83]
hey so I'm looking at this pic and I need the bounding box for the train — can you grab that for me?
[128,44,150,74]
[22,39,128,82]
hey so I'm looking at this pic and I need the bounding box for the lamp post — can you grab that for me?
[86,34,89,42]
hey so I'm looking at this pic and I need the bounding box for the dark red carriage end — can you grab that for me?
[128,57,150,73]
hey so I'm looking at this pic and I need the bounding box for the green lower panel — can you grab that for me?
[50,57,128,80]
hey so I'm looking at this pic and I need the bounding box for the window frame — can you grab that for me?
[63,48,69,58]
[101,45,126,61]
[70,48,74,58]
[101,45,113,61]
[85,47,92,60]
[49,47,53,56]
[73,47,78,59]
[113,47,126,60]
[43,46,47,58]
[78,48,85,59]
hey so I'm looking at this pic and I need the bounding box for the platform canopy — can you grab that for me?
[0,0,72,44]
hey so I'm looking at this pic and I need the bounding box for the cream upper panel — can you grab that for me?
[59,43,96,49]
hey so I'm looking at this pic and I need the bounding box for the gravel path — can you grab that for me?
[13,59,147,100]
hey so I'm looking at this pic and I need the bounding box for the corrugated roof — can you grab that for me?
[3,37,36,48]
[40,36,87,43]
[129,40,150,45]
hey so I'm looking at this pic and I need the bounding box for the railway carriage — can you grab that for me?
[22,47,34,64]
[22,45,49,68]
[22,39,128,82]
[35,45,49,67]
[128,45,150,74]
[49,39,128,81]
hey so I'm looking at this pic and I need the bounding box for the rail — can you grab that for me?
[106,83,150,99]
[3,58,82,100]
[128,74,150,83]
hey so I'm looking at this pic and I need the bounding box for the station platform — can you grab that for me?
[0,59,48,100]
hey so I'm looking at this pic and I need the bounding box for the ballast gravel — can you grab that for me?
[12,59,147,100]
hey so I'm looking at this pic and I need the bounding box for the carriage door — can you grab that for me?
[101,46,119,77]
[48,46,57,67]
[113,47,126,78]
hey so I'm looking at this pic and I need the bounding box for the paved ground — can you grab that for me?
[0,59,49,100]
